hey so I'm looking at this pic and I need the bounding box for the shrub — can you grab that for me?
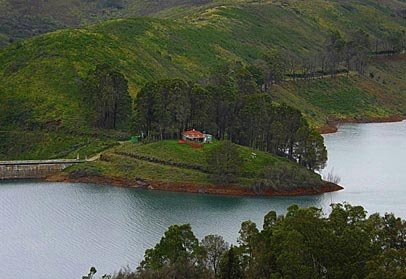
[67,164,103,178]
[207,141,243,184]
[251,164,323,192]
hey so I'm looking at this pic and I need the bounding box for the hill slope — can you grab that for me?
[57,140,340,196]
[0,0,215,46]
[1,0,406,159]
[1,0,406,46]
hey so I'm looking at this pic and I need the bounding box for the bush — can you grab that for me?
[324,169,341,184]
[251,164,323,192]
[207,141,243,184]
[67,164,103,178]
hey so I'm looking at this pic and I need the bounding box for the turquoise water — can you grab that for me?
[0,121,405,278]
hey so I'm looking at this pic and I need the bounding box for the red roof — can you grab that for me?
[182,129,205,139]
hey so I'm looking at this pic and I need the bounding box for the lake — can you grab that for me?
[0,121,405,278]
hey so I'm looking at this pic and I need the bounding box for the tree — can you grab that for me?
[84,64,131,130]
[366,248,406,279]
[238,220,259,276]
[110,204,406,279]
[207,141,243,184]
[138,224,204,277]
[219,246,243,279]
[134,79,212,140]
[265,50,287,84]
[201,235,229,277]
[350,29,371,74]
[325,31,346,76]
[294,127,327,171]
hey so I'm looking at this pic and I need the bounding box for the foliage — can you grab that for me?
[83,64,132,130]
[200,235,229,277]
[134,79,210,140]
[137,224,208,278]
[106,203,406,279]
[206,141,243,184]
[72,140,325,189]
[1,1,406,158]
[252,164,323,193]
[67,163,104,178]
[135,72,328,171]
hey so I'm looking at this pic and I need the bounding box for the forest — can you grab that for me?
[83,204,406,279]
[133,62,327,171]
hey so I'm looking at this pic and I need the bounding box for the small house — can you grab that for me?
[181,129,213,143]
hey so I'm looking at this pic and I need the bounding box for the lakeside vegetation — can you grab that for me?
[134,64,327,171]
[60,60,329,192]
[84,203,406,279]
[66,140,324,191]
[1,0,406,159]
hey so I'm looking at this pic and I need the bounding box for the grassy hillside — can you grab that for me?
[0,0,215,46]
[1,0,405,46]
[1,0,406,159]
[65,140,323,190]
[273,62,406,128]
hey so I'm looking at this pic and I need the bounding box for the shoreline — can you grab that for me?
[46,174,343,197]
[318,115,406,134]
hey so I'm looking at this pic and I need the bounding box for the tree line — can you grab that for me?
[251,29,406,85]
[83,64,132,130]
[81,28,406,133]
[134,63,327,171]
[85,203,406,279]
[62,28,406,135]
[81,28,406,170]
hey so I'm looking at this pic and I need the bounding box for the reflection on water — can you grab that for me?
[0,121,405,278]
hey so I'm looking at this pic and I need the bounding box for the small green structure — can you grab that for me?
[131,135,141,143]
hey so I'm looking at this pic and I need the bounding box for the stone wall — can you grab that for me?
[0,160,82,179]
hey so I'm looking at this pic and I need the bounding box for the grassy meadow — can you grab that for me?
[65,140,322,188]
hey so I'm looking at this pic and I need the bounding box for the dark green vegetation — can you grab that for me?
[1,0,406,160]
[207,141,243,184]
[99,204,406,279]
[69,140,323,190]
[83,64,132,130]
[134,67,327,171]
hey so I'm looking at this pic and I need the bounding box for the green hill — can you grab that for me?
[1,0,406,159]
[63,140,328,194]
[0,0,214,46]
[1,0,405,46]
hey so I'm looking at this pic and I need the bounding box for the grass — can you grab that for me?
[111,140,285,178]
[0,0,406,159]
[66,140,322,188]
[272,65,406,128]
[0,131,120,160]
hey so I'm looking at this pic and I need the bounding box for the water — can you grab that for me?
[0,121,405,278]
[322,120,406,217]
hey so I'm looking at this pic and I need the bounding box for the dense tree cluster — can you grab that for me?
[83,64,132,130]
[206,141,243,184]
[134,63,327,171]
[281,29,406,81]
[107,204,406,279]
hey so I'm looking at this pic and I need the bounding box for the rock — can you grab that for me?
[136,180,150,188]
